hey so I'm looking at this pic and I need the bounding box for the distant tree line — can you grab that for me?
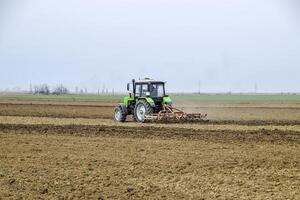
[33,84,69,95]
[31,84,116,95]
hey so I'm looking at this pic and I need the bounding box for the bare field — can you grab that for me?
[0,99,299,199]
[2,100,300,123]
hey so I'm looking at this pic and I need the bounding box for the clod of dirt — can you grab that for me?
[132,161,142,166]
[97,195,105,200]
[8,178,16,184]
[39,187,48,194]
[62,155,69,160]
[138,148,145,152]
[127,187,134,193]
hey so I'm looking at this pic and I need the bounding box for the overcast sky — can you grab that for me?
[0,0,300,93]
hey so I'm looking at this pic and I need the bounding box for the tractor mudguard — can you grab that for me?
[123,96,134,107]
[163,96,172,105]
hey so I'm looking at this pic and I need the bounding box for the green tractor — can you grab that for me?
[113,78,207,123]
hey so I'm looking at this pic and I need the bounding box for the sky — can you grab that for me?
[0,0,300,93]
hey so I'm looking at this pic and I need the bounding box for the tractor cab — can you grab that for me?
[130,79,165,98]
[125,79,171,114]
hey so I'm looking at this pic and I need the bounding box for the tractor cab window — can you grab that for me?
[135,84,141,97]
[135,84,148,97]
[141,84,148,97]
[150,83,165,97]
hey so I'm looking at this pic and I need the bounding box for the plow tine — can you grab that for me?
[145,104,208,123]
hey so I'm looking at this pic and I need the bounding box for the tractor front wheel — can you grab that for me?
[113,104,127,122]
[134,100,153,123]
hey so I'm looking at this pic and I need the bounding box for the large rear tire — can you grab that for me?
[134,100,153,123]
[113,104,127,122]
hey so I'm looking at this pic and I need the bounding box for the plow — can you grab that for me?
[114,78,208,123]
[144,104,207,123]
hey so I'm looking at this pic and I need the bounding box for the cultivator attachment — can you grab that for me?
[144,104,208,123]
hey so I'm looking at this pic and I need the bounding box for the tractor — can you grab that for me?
[113,78,207,123]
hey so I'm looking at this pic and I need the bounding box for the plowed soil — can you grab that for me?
[0,100,299,199]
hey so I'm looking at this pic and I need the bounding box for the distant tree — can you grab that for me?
[34,84,50,95]
[52,84,69,95]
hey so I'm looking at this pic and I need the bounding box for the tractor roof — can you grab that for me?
[135,79,165,84]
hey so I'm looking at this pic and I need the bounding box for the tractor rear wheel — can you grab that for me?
[113,103,127,122]
[134,100,153,123]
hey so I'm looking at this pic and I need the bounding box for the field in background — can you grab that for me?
[1,93,300,102]
[0,94,299,199]
[1,93,300,122]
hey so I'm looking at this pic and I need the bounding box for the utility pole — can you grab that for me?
[198,80,201,94]
[102,84,105,94]
[29,82,33,94]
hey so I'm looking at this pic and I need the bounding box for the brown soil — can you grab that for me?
[0,103,114,119]
[0,100,299,199]
[1,100,300,123]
